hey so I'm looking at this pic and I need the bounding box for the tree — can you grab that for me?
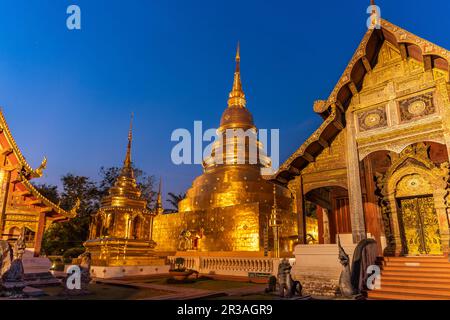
[33,183,60,204]
[166,192,186,211]
[41,174,100,256]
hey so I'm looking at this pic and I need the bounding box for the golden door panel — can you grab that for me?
[399,197,442,255]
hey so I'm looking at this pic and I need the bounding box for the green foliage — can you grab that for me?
[166,192,186,211]
[63,247,86,263]
[32,184,60,204]
[39,173,99,256]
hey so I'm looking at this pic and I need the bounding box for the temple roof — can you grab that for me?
[269,19,450,185]
[0,109,75,221]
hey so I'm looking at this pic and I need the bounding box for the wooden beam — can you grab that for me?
[276,176,288,185]
[334,102,345,113]
[333,120,344,130]
[423,55,433,71]
[348,82,359,96]
[399,43,408,60]
[318,137,329,149]
[362,56,372,72]
[288,166,301,175]
[302,152,314,163]
[17,190,32,197]
[40,208,53,213]
[27,200,42,206]
[1,148,12,156]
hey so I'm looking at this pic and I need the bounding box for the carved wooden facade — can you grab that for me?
[0,110,75,256]
[271,19,450,256]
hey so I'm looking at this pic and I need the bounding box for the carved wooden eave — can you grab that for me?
[18,177,76,220]
[268,18,450,185]
[268,104,344,184]
[0,109,47,179]
[0,109,75,221]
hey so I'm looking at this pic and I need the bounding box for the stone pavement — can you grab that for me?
[94,278,267,300]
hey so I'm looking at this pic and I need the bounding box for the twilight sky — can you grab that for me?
[0,0,449,201]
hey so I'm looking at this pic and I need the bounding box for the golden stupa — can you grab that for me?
[153,45,298,254]
[85,117,163,267]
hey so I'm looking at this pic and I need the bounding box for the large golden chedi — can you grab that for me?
[85,122,162,267]
[153,46,298,254]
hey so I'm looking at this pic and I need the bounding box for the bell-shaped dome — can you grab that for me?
[219,105,255,130]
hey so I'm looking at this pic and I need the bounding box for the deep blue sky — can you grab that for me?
[0,0,449,201]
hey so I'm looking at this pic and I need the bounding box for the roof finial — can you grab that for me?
[227,41,246,108]
[123,112,134,170]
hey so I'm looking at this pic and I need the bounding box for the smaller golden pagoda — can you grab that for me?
[85,117,163,269]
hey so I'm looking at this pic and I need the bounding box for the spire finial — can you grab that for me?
[227,42,246,108]
[123,112,134,170]
[156,177,163,214]
[370,0,375,5]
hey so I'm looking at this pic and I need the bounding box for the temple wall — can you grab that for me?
[153,203,260,252]
[153,202,298,253]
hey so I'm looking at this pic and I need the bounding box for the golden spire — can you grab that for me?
[156,177,163,214]
[227,42,246,108]
[122,113,134,177]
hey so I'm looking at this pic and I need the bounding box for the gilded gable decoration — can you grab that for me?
[398,91,435,122]
[357,106,388,132]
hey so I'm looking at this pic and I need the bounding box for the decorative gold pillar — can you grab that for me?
[0,169,11,239]
[345,112,367,243]
[289,175,306,244]
[34,212,46,257]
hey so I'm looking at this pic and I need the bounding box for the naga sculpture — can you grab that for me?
[338,235,378,297]
[276,258,302,298]
[337,236,355,297]
[0,231,27,297]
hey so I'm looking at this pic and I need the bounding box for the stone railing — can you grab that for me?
[168,255,278,277]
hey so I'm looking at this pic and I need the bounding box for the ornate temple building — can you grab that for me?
[152,47,298,255]
[0,110,75,256]
[270,18,450,297]
[85,119,166,278]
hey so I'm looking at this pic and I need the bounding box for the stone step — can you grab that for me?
[381,274,450,284]
[382,261,450,268]
[382,265,450,272]
[368,290,450,300]
[380,281,450,290]
[382,256,447,263]
[381,270,450,278]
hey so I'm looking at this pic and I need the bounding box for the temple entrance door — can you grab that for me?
[398,196,442,255]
